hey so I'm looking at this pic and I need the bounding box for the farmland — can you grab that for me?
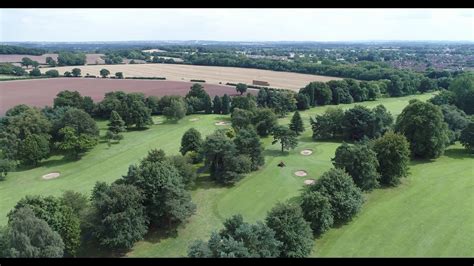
[0,78,245,115]
[3,92,470,257]
[40,63,342,90]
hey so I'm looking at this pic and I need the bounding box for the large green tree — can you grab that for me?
[57,126,98,159]
[221,94,231,115]
[265,202,313,258]
[252,108,278,137]
[395,100,449,159]
[460,122,474,153]
[310,168,364,224]
[90,182,148,250]
[236,83,248,95]
[106,110,126,143]
[300,191,333,236]
[2,207,64,258]
[371,131,411,186]
[213,95,222,114]
[310,107,344,140]
[271,125,298,153]
[120,155,196,227]
[180,128,203,156]
[10,195,80,257]
[332,143,380,191]
[234,126,264,170]
[163,98,187,121]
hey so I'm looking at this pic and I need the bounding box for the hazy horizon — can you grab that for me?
[1,8,473,42]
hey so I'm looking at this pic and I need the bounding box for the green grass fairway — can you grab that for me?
[2,92,472,257]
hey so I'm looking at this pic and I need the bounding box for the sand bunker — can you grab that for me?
[154,121,163,125]
[300,149,313,156]
[42,172,60,180]
[304,179,316,185]
[189,118,200,122]
[215,121,229,126]
[294,170,308,177]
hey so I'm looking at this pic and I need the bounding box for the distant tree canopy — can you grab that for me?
[448,72,474,115]
[460,122,474,153]
[0,45,46,55]
[100,68,110,78]
[0,63,27,76]
[236,83,248,95]
[58,52,86,66]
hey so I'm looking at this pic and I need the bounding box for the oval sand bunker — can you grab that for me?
[215,121,229,126]
[42,172,60,180]
[304,179,316,185]
[294,170,308,177]
[189,118,200,122]
[300,149,313,156]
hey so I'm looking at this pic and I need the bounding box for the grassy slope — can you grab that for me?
[2,92,472,257]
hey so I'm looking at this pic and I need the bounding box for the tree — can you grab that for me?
[185,83,212,113]
[252,108,278,137]
[213,95,222,114]
[429,89,456,106]
[10,195,80,257]
[45,69,59,77]
[201,130,243,184]
[296,92,310,110]
[265,202,313,258]
[120,159,196,227]
[123,95,153,128]
[180,128,202,156]
[106,110,126,143]
[234,127,264,170]
[64,71,72,77]
[18,133,51,166]
[188,215,282,258]
[21,57,34,68]
[310,168,364,224]
[448,72,474,114]
[332,143,380,191]
[372,131,410,186]
[0,157,15,181]
[300,191,333,236]
[221,94,231,115]
[236,83,248,95]
[53,90,84,109]
[289,111,304,136]
[388,75,404,97]
[163,98,187,121]
[310,107,344,140]
[57,126,98,159]
[419,77,437,93]
[395,100,449,159]
[167,155,197,188]
[440,104,470,143]
[60,190,89,218]
[29,68,41,76]
[0,107,52,164]
[71,68,81,77]
[230,95,257,112]
[90,182,148,250]
[2,207,64,258]
[231,108,254,131]
[55,108,99,139]
[272,125,298,153]
[46,56,57,67]
[342,105,376,141]
[460,122,474,153]
[115,72,124,79]
[100,68,110,78]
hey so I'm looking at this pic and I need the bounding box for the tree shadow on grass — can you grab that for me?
[77,237,126,258]
[263,149,290,158]
[190,174,224,191]
[142,223,181,245]
[444,148,472,160]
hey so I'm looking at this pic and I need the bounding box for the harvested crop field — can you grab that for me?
[0,54,105,65]
[0,78,248,115]
[40,63,342,91]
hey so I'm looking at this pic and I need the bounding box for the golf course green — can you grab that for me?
[1,92,472,257]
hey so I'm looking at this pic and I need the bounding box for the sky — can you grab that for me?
[1,8,473,42]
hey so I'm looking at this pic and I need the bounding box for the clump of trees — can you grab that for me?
[310,104,393,141]
[189,202,313,258]
[57,52,86,66]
